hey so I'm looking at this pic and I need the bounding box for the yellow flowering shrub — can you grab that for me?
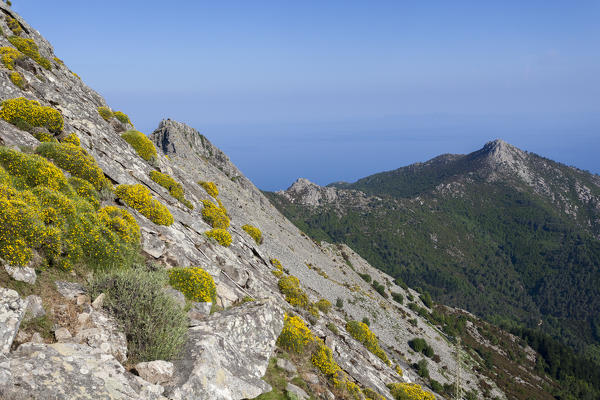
[271,269,284,278]
[97,106,113,121]
[315,299,332,314]
[277,275,310,308]
[149,170,193,209]
[168,266,216,303]
[9,71,25,89]
[198,180,218,198]
[68,177,100,208]
[363,388,386,400]
[201,200,230,229]
[277,314,314,353]
[387,383,436,400]
[205,228,232,247]
[311,339,341,376]
[0,147,68,191]
[61,133,80,146]
[121,130,157,162]
[115,184,174,226]
[97,206,140,244]
[113,111,131,125]
[8,36,52,70]
[0,166,9,185]
[0,97,64,133]
[33,131,56,143]
[395,365,403,377]
[0,46,24,70]
[241,224,262,245]
[36,142,110,190]
[6,17,22,36]
[270,258,283,271]
[346,320,390,365]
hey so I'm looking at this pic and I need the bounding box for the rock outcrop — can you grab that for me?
[0,288,27,355]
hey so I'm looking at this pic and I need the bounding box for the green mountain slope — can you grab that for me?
[266,140,600,360]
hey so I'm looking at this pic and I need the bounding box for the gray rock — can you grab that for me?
[4,265,36,285]
[286,383,309,400]
[135,360,174,385]
[276,358,297,374]
[30,332,43,344]
[54,327,72,342]
[164,287,186,308]
[55,281,85,300]
[166,299,284,400]
[303,372,319,385]
[92,293,106,309]
[0,342,164,399]
[188,301,212,322]
[23,295,45,321]
[74,309,127,363]
[0,288,27,354]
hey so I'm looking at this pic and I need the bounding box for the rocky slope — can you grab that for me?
[0,4,557,400]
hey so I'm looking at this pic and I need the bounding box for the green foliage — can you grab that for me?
[97,106,113,121]
[316,298,332,314]
[121,130,157,162]
[415,359,429,378]
[387,382,436,400]
[201,199,229,229]
[0,147,68,191]
[149,170,193,209]
[9,71,25,89]
[5,16,22,35]
[61,133,80,146]
[277,314,313,353]
[420,292,433,308]
[0,46,24,69]
[89,268,187,363]
[408,338,435,358]
[278,275,309,309]
[336,297,344,308]
[327,322,339,335]
[345,320,390,365]
[358,272,371,283]
[8,36,51,69]
[198,180,218,198]
[168,266,216,303]
[204,228,232,246]
[115,184,173,226]
[68,177,100,208]
[391,291,404,304]
[362,317,370,327]
[113,111,131,125]
[242,224,262,244]
[0,97,63,133]
[36,142,110,190]
[371,280,388,298]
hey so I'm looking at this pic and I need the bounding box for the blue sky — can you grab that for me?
[13,1,600,190]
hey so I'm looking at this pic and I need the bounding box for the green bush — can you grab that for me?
[9,71,25,89]
[0,97,63,133]
[362,317,371,327]
[391,292,403,304]
[68,177,100,208]
[115,184,173,226]
[315,299,332,314]
[97,106,113,121]
[8,36,51,70]
[0,147,68,191]
[61,133,80,146]
[89,268,187,363]
[358,273,371,283]
[420,292,433,308]
[205,228,232,247]
[113,111,131,125]
[168,266,216,303]
[36,142,110,190]
[345,320,390,365]
[371,280,388,298]
[242,224,262,244]
[415,359,429,378]
[149,170,193,209]
[408,338,435,358]
[121,130,157,162]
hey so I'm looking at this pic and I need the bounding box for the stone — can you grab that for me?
[303,372,319,385]
[30,332,43,344]
[15,330,30,343]
[55,281,85,300]
[276,358,297,374]
[164,287,186,308]
[0,342,163,399]
[54,327,72,342]
[286,383,309,400]
[76,294,90,305]
[23,295,45,321]
[325,389,336,400]
[0,288,28,354]
[92,293,106,309]
[4,265,36,284]
[74,308,127,363]
[188,301,212,321]
[166,299,284,400]
[135,360,174,385]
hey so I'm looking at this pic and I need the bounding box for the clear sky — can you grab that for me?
[13,1,600,190]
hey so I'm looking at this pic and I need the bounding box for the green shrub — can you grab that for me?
[205,228,232,247]
[315,299,331,314]
[201,200,229,229]
[115,184,173,226]
[420,292,433,308]
[0,46,24,70]
[97,106,113,121]
[415,359,430,379]
[345,320,390,365]
[387,382,435,400]
[371,280,388,298]
[36,142,110,190]
[9,71,25,89]
[408,338,435,358]
[121,130,157,162]
[89,268,187,362]
[394,278,409,290]
[278,276,309,308]
[242,224,262,244]
[113,111,131,125]
[68,177,100,208]
[149,170,193,209]
[336,297,344,308]
[168,266,216,303]
[0,97,63,133]
[8,36,51,70]
[198,180,218,198]
[358,273,371,283]
[362,317,371,327]
[6,16,22,36]
[391,292,403,304]
[326,322,339,335]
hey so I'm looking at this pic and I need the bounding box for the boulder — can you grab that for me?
[74,308,127,363]
[164,287,186,308]
[135,360,174,385]
[166,299,284,400]
[0,288,28,354]
[54,327,72,342]
[276,358,297,375]
[188,301,212,322]
[0,342,164,399]
[55,281,85,300]
[23,295,45,321]
[286,383,309,400]
[4,265,36,285]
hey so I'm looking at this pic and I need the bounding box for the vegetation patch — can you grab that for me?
[115,184,173,226]
[9,71,25,89]
[387,382,435,400]
[0,46,24,70]
[8,36,51,70]
[149,170,193,209]
[61,133,80,146]
[97,106,113,121]
[113,111,131,125]
[278,276,310,309]
[5,16,22,36]
[242,224,262,244]
[201,199,229,229]
[345,320,390,365]
[121,130,157,162]
[315,298,332,314]
[89,267,187,363]
[168,266,216,303]
[205,228,232,247]
[0,97,63,133]
[198,180,218,198]
[408,338,435,358]
[68,177,100,208]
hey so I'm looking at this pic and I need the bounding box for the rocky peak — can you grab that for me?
[277,177,339,206]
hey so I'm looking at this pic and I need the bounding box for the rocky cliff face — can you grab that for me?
[0,4,552,400]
